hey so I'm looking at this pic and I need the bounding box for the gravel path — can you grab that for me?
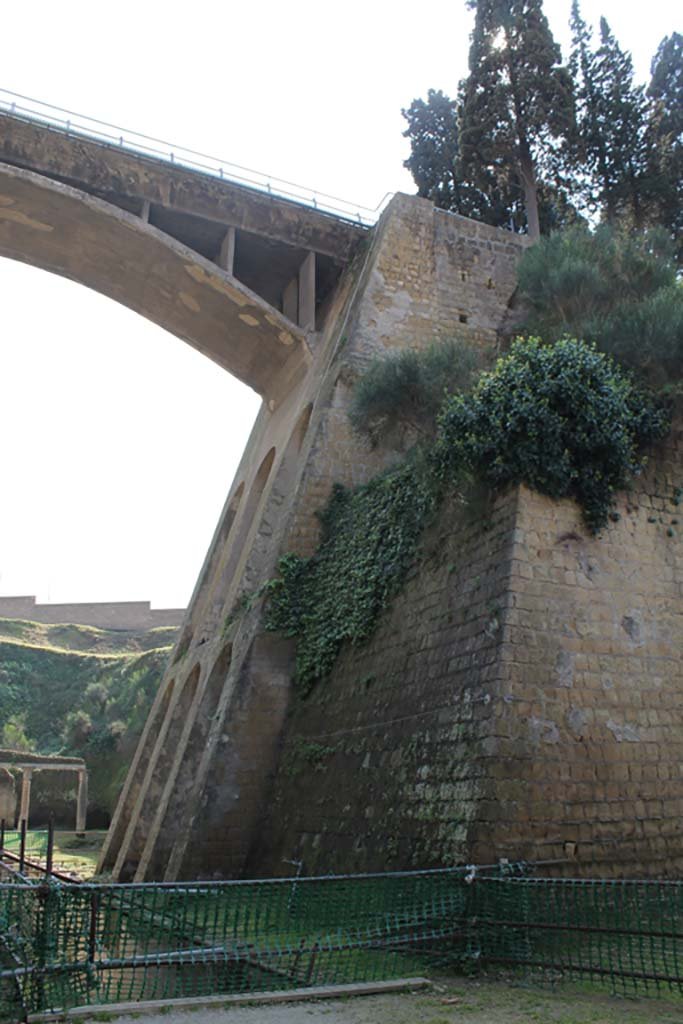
[97,978,683,1024]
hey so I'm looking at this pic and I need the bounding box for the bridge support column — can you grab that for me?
[217,226,236,275]
[282,278,298,322]
[298,251,315,330]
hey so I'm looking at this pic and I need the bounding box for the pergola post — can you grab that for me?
[76,769,88,835]
[19,767,33,829]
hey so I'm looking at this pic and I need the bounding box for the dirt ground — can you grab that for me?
[98,977,683,1024]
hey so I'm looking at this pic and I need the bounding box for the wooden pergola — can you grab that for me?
[0,750,87,833]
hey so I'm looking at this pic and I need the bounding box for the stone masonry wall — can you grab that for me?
[252,427,683,879]
[471,425,683,877]
[283,195,526,560]
[249,490,519,877]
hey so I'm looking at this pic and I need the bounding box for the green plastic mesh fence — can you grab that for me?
[473,875,683,993]
[1,832,48,863]
[1,868,682,1021]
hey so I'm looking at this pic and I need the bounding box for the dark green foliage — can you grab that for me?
[435,337,669,532]
[403,5,680,245]
[265,460,440,692]
[649,33,683,145]
[567,6,681,244]
[402,90,461,212]
[591,17,650,223]
[646,33,683,262]
[459,0,574,239]
[348,338,483,448]
[401,87,579,233]
[516,223,683,381]
[0,638,170,816]
[402,88,523,227]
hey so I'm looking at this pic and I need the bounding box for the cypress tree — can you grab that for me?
[402,90,461,211]
[401,88,525,227]
[568,0,608,214]
[569,4,650,225]
[459,0,573,240]
[593,17,650,225]
[647,33,683,261]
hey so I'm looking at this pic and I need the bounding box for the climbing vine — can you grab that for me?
[266,337,670,690]
[265,458,440,693]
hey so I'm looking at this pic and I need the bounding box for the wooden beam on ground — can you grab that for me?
[26,978,431,1021]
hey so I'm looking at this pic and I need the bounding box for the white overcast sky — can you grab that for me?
[0,0,677,609]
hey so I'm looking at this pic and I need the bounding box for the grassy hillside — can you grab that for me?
[0,617,174,824]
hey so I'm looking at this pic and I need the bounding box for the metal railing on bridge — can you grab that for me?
[0,88,390,227]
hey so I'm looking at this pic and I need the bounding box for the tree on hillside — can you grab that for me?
[402,90,461,211]
[458,0,574,240]
[402,88,580,232]
[647,33,683,261]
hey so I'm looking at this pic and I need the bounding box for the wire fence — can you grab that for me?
[0,832,48,864]
[0,88,389,227]
[1,866,683,1020]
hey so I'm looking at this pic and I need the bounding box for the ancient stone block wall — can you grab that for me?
[252,427,683,879]
[471,425,683,877]
[249,490,518,877]
[283,195,526,559]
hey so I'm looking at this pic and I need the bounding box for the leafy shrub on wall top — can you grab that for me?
[348,338,484,449]
[517,224,683,382]
[435,337,670,532]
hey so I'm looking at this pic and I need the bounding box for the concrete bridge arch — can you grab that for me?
[0,162,308,403]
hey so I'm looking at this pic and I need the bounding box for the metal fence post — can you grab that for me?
[18,820,26,875]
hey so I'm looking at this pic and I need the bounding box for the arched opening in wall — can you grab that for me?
[119,661,202,879]
[223,404,314,607]
[99,674,176,871]
[148,641,234,879]
[0,256,259,839]
[209,447,277,622]
[188,482,245,635]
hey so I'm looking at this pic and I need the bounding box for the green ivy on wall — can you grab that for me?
[265,458,440,693]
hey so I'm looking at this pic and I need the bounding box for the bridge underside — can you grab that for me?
[0,112,367,399]
[0,162,312,400]
[0,113,366,385]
